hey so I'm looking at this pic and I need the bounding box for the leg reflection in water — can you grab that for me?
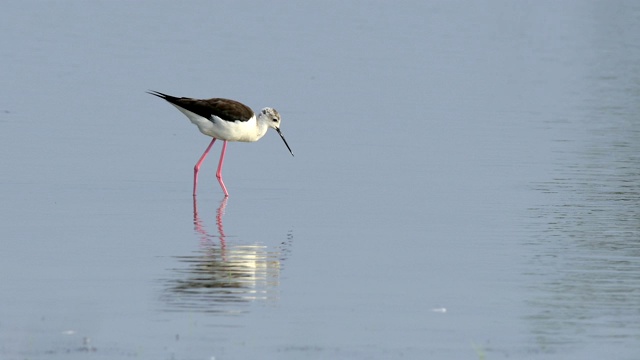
[193,196,228,259]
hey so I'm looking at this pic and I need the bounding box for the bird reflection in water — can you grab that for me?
[160,197,292,313]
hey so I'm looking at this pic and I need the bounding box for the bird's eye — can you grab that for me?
[272,118,278,122]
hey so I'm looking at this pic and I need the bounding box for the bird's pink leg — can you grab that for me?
[216,141,229,197]
[194,138,217,196]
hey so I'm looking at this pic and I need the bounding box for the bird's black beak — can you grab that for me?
[276,128,294,157]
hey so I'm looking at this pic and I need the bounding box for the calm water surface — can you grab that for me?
[0,1,639,359]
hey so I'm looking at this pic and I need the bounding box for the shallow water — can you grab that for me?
[1,1,639,359]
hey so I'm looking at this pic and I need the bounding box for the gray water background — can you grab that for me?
[1,1,639,359]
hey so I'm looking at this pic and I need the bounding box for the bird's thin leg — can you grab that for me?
[194,138,217,196]
[216,140,229,197]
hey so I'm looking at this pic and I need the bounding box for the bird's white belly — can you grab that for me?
[197,117,258,142]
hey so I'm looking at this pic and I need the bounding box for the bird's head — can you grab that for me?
[259,107,294,157]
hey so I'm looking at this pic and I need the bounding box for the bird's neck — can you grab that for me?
[255,115,270,139]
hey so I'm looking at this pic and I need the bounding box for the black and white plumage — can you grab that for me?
[148,90,293,196]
